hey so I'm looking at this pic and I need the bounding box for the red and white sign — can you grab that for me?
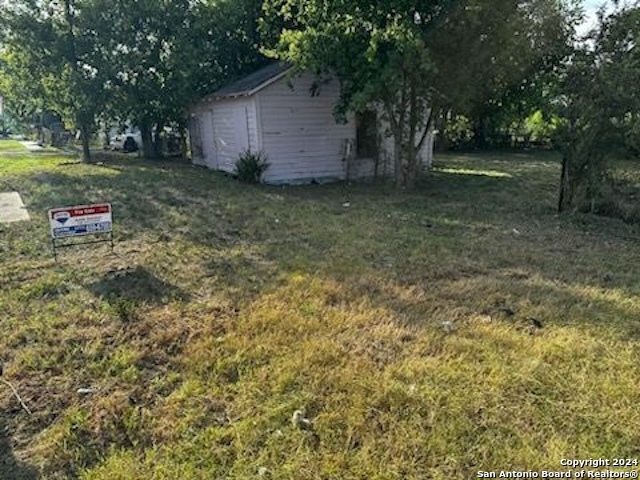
[48,203,112,239]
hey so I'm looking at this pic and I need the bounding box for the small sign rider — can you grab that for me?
[48,203,114,260]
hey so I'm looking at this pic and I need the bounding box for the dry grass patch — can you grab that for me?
[0,151,639,478]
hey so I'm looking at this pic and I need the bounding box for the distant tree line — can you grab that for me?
[0,1,576,172]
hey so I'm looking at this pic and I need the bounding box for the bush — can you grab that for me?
[440,115,474,150]
[524,110,559,146]
[234,150,269,184]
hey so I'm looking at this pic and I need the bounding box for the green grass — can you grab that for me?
[1,150,640,479]
[0,138,27,153]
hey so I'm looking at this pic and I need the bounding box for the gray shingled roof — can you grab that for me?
[207,62,292,100]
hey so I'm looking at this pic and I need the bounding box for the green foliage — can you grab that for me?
[525,110,559,145]
[452,0,580,149]
[234,150,269,184]
[263,0,460,187]
[264,0,576,187]
[441,115,474,150]
[1,0,267,160]
[0,50,47,123]
[555,75,612,211]
[555,5,640,214]
[77,0,267,158]
[0,0,109,161]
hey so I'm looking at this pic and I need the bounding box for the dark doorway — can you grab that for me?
[356,110,378,159]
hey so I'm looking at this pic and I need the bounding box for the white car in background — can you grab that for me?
[109,129,142,152]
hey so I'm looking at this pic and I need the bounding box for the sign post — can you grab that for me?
[48,203,114,260]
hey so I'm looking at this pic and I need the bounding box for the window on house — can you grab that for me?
[356,110,378,158]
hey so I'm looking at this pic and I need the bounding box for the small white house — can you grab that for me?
[189,62,434,184]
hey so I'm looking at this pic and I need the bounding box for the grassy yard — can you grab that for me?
[1,150,640,479]
[0,139,27,154]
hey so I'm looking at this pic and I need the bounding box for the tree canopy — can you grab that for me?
[0,0,266,161]
[0,0,624,192]
[263,0,578,187]
[556,3,640,213]
[0,0,109,161]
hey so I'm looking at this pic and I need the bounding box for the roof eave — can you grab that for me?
[204,66,294,103]
[245,67,293,96]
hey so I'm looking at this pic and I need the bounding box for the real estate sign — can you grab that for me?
[49,203,112,239]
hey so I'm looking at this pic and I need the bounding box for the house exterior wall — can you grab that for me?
[378,125,435,176]
[202,109,217,168]
[189,71,435,184]
[189,98,258,173]
[342,115,435,181]
[188,113,206,166]
[211,97,259,174]
[255,72,355,184]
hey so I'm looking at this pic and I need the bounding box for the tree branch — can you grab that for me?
[416,107,434,152]
[2,379,32,415]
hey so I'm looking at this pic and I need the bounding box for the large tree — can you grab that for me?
[263,0,576,188]
[0,48,47,127]
[556,3,640,213]
[86,0,266,159]
[440,0,580,148]
[83,0,192,159]
[1,0,266,160]
[0,0,107,162]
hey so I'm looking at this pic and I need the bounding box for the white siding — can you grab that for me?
[246,99,259,152]
[190,70,434,184]
[211,101,236,173]
[193,98,259,174]
[201,109,217,169]
[378,119,435,176]
[189,106,218,168]
[256,73,355,184]
[188,114,206,166]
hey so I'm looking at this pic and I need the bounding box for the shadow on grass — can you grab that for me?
[16,152,527,248]
[21,165,231,237]
[0,418,39,479]
[10,152,640,331]
[87,266,190,307]
[6,150,640,478]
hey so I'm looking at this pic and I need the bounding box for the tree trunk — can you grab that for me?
[140,122,154,159]
[80,123,92,163]
[179,126,188,161]
[558,154,570,212]
[64,0,93,162]
[406,80,418,189]
[405,145,419,189]
[391,122,423,189]
[473,116,488,150]
[153,120,165,159]
[393,136,404,188]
